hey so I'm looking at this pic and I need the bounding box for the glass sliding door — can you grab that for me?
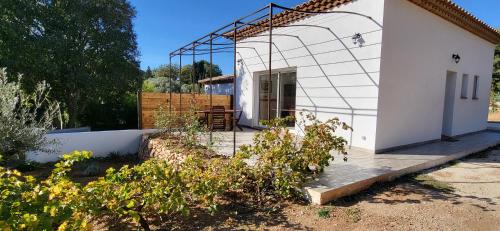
[258,71,296,127]
[258,73,278,124]
[279,72,297,127]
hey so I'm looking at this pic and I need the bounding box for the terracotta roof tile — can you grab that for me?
[230,0,500,44]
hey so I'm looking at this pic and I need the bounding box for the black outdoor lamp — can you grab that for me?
[452,53,461,64]
[352,33,363,46]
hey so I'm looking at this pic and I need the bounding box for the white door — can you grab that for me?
[442,71,457,136]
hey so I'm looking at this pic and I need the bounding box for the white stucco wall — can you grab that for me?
[375,0,496,151]
[235,0,385,150]
[26,129,156,163]
[203,83,233,95]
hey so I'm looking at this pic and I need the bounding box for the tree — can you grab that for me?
[0,0,141,128]
[145,61,222,93]
[493,33,500,94]
[0,68,61,161]
[179,60,222,85]
[144,66,153,79]
[152,64,179,79]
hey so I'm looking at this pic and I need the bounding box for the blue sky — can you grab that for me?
[130,0,500,73]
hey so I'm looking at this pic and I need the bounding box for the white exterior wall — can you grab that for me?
[375,0,496,151]
[203,83,233,95]
[236,0,385,150]
[27,129,156,163]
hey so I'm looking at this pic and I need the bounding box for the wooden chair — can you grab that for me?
[210,106,226,131]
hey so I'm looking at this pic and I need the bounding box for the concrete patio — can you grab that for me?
[305,130,500,205]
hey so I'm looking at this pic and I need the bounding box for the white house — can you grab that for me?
[198,75,234,95]
[234,0,500,153]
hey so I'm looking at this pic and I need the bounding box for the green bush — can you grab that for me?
[238,114,350,200]
[0,68,61,161]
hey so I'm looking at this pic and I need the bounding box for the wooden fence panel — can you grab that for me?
[139,92,232,129]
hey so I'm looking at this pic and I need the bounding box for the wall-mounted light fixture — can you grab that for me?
[351,33,365,47]
[452,54,461,64]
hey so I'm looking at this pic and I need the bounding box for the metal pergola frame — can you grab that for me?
[167,2,382,155]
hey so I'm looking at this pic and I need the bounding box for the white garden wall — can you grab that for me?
[27,129,156,163]
[235,0,385,151]
[375,0,495,151]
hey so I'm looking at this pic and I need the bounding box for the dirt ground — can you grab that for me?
[161,147,500,231]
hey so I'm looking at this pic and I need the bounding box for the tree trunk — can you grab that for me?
[67,88,81,128]
[138,214,151,231]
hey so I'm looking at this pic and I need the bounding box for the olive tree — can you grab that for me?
[0,68,61,161]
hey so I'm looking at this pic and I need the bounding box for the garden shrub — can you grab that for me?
[238,113,351,201]
[82,151,245,230]
[0,68,61,162]
[154,104,206,148]
[1,151,241,230]
[0,112,351,230]
[0,151,92,230]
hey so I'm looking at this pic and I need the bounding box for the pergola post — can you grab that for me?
[168,55,172,131]
[179,50,182,115]
[209,33,213,143]
[232,21,238,156]
[192,42,196,95]
[267,3,273,121]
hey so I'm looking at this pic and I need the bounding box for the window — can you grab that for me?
[472,75,479,100]
[460,74,469,99]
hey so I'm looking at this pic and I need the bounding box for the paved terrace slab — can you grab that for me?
[304,130,500,205]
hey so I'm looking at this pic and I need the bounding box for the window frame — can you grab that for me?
[460,74,469,99]
[472,75,479,100]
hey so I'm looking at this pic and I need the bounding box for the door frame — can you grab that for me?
[442,70,458,137]
[252,67,297,128]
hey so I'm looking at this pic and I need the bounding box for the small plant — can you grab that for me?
[153,99,207,149]
[345,207,361,223]
[317,208,331,219]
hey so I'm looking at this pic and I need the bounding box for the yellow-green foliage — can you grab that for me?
[0,114,350,230]
[1,151,243,230]
[0,151,92,231]
[238,114,350,200]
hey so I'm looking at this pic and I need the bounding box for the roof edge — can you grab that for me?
[232,0,500,44]
[409,0,500,44]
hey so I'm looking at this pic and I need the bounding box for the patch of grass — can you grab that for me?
[317,208,331,219]
[413,174,454,192]
[344,207,361,223]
